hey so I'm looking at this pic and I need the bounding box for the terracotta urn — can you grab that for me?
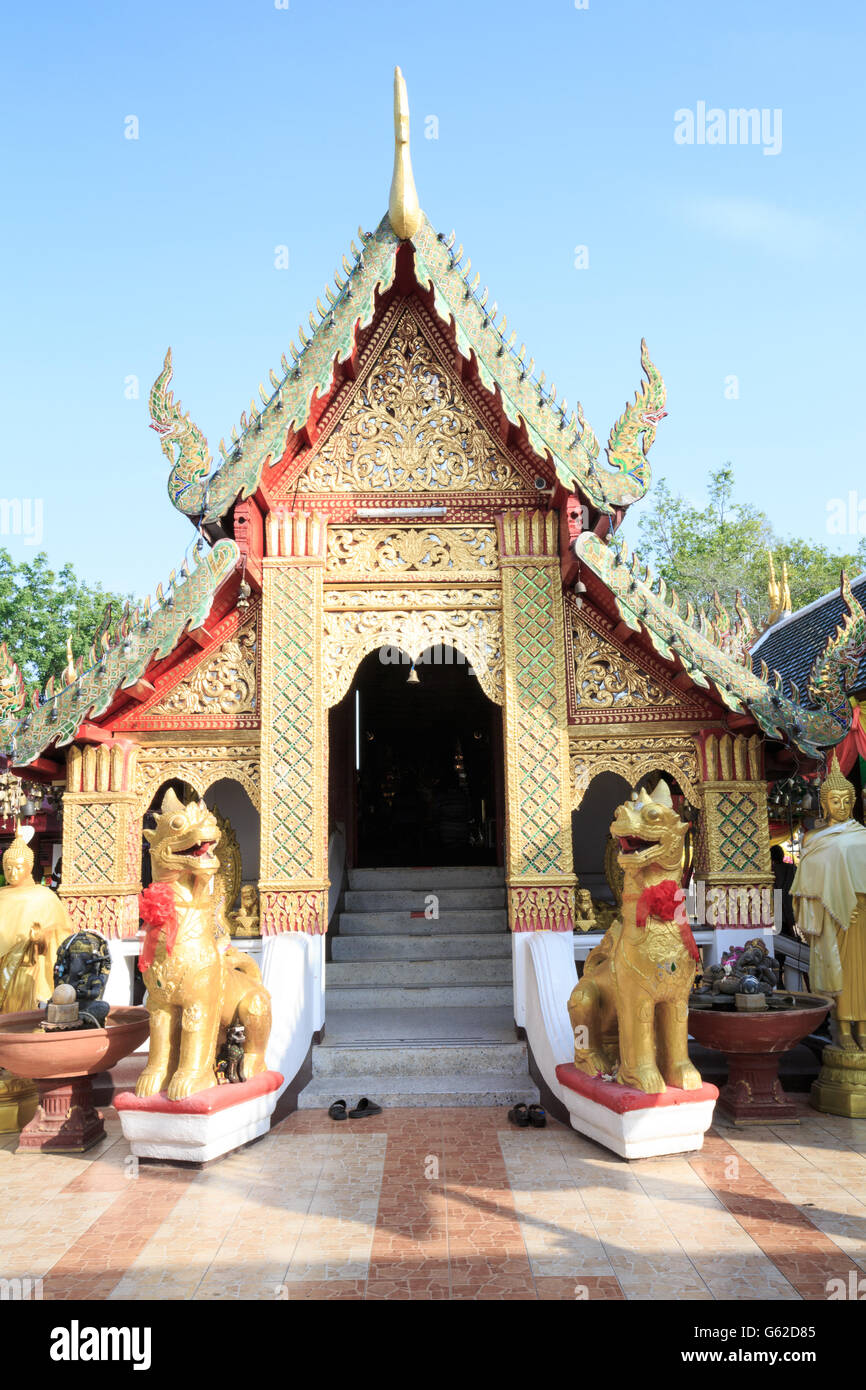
[0,1006,150,1153]
[688,996,829,1125]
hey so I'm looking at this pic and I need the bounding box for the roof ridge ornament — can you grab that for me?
[388,66,421,240]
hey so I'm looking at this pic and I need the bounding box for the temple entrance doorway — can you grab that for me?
[329,644,503,870]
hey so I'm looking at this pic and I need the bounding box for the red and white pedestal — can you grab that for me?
[556,1064,718,1160]
[115,1071,284,1163]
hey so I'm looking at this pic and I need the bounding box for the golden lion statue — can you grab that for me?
[567,780,702,1094]
[135,790,272,1101]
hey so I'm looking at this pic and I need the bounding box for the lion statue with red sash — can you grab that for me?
[135,790,271,1101]
[567,780,702,1094]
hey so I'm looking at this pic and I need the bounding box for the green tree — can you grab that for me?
[633,467,866,629]
[0,550,134,699]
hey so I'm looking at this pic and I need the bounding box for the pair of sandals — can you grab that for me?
[328,1097,382,1121]
[508,1102,546,1129]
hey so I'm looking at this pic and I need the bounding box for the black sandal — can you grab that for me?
[349,1097,382,1119]
[508,1103,530,1127]
[528,1104,547,1128]
[328,1099,348,1121]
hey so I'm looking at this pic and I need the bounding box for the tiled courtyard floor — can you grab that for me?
[1,1100,865,1301]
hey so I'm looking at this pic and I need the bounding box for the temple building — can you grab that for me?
[1,70,863,1103]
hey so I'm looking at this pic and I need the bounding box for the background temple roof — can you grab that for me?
[751,573,866,701]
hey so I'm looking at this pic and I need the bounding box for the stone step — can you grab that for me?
[311,1040,530,1078]
[298,1073,539,1109]
[344,887,506,912]
[321,1005,518,1047]
[327,958,512,987]
[331,933,511,961]
[325,983,513,1010]
[348,866,506,890]
[338,910,507,936]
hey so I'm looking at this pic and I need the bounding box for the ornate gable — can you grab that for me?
[286,306,541,501]
[113,611,260,732]
[566,600,714,724]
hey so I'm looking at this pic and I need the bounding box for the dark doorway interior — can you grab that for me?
[335,645,501,868]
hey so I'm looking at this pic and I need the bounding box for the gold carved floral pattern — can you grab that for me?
[322,606,504,708]
[152,624,257,717]
[572,617,676,709]
[299,311,524,493]
[325,526,498,578]
[569,735,701,809]
[135,746,261,813]
[324,587,500,611]
[62,894,140,940]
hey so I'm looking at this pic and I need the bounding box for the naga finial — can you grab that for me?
[388,66,421,240]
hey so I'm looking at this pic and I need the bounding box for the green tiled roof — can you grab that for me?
[578,532,865,758]
[155,212,664,524]
[2,540,239,766]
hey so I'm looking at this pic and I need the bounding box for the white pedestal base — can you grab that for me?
[561,1088,717,1159]
[556,1064,718,1160]
[116,1071,283,1163]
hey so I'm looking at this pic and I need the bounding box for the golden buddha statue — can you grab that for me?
[792,754,866,1116]
[0,825,73,1130]
[0,826,71,1012]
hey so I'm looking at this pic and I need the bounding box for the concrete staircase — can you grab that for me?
[298,866,539,1109]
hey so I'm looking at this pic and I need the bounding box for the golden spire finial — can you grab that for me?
[780,559,792,615]
[766,550,792,627]
[63,635,76,687]
[767,550,779,613]
[388,66,421,240]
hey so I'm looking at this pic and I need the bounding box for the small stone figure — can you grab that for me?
[574,889,597,933]
[52,931,111,1027]
[230,884,261,939]
[694,938,779,999]
[216,1024,246,1084]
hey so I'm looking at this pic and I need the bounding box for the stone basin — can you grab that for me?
[688,996,829,1124]
[688,997,828,1054]
[0,1007,149,1080]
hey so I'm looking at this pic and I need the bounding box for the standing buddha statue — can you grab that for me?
[791,753,866,1116]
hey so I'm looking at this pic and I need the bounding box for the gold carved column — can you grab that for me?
[60,742,141,938]
[498,510,576,931]
[259,511,329,933]
[696,732,774,930]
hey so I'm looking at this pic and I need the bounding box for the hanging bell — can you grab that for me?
[407,665,420,685]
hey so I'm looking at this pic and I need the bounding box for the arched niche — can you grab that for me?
[204,777,260,911]
[571,767,695,908]
[140,776,260,913]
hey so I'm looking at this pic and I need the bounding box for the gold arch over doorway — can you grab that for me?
[134,746,261,815]
[322,605,505,707]
[569,733,702,810]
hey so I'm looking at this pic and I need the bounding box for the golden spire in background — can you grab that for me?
[767,551,792,627]
[63,636,76,688]
[388,66,421,240]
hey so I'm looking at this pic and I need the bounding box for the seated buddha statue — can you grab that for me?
[0,825,73,1130]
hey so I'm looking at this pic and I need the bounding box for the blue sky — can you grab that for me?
[1,0,863,598]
